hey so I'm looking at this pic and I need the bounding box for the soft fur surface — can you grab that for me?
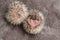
[0,0,60,40]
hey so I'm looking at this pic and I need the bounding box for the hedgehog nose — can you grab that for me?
[32,15,36,20]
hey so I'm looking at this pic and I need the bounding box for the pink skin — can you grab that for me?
[28,18,40,27]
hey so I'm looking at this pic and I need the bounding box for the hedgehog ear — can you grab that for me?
[5,1,29,25]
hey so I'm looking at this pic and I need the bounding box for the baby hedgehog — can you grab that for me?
[5,1,29,25]
[23,9,44,34]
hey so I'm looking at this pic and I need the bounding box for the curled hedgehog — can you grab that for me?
[5,1,29,25]
[5,1,45,34]
[22,9,45,34]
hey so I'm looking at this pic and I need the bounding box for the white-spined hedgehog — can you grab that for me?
[5,1,29,25]
[23,9,44,34]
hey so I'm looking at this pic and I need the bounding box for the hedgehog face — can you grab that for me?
[27,12,42,29]
[28,15,40,28]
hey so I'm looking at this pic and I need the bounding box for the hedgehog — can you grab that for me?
[5,1,29,25]
[5,1,45,34]
[22,9,45,34]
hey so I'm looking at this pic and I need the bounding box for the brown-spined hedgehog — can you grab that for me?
[5,1,29,25]
[23,9,45,34]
